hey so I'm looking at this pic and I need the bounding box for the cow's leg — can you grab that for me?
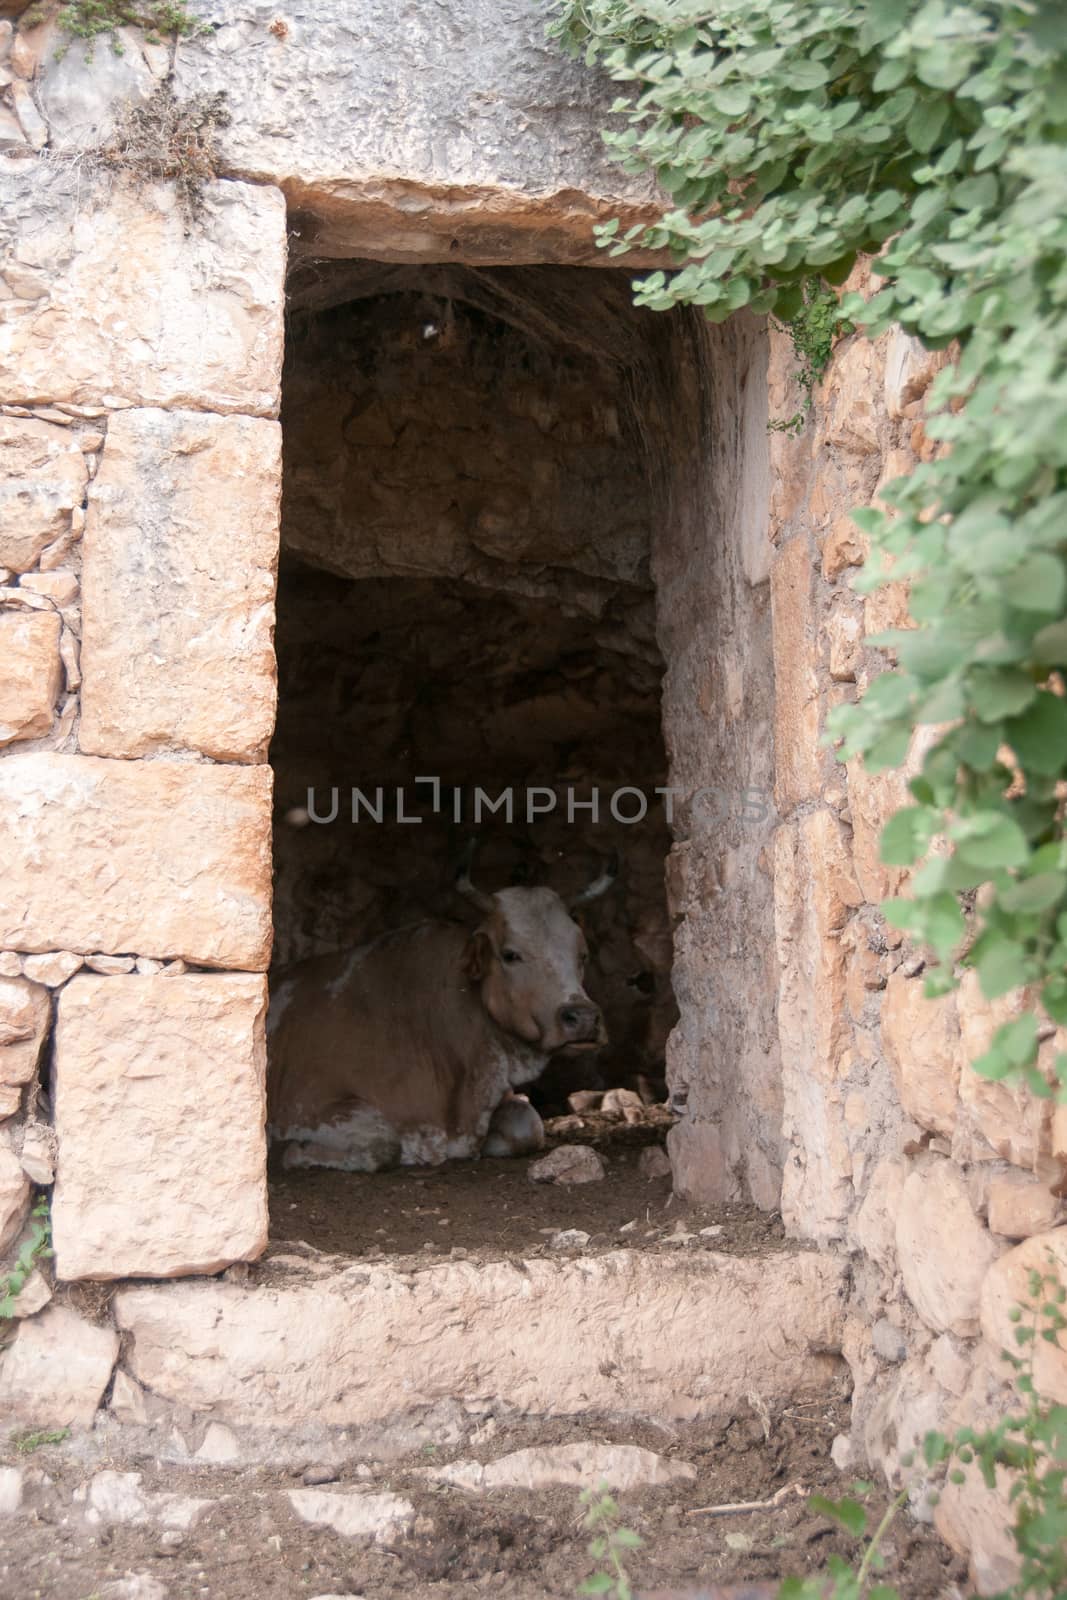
[481,1092,545,1158]
[275,1104,402,1172]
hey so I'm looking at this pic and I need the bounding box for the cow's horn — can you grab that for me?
[569,851,619,909]
[455,839,494,914]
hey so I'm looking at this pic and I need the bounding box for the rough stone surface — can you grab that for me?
[527,1144,605,1184]
[0,974,49,1116]
[430,1443,695,1492]
[287,1488,415,1542]
[770,537,821,814]
[82,1471,212,1532]
[986,1168,1062,1239]
[0,415,88,572]
[109,1369,149,1428]
[52,974,269,1280]
[113,1249,847,1427]
[0,1466,21,1516]
[0,167,285,416]
[980,1227,1067,1403]
[0,610,62,745]
[896,1160,1004,1336]
[9,1267,51,1318]
[80,408,280,762]
[0,1302,118,1426]
[880,969,960,1137]
[166,0,658,266]
[0,754,273,969]
[21,950,82,987]
[774,810,855,1240]
[0,1142,29,1252]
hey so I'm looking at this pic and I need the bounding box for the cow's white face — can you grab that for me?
[463,886,607,1057]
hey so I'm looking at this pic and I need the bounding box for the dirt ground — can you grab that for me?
[1,1118,967,1599]
[0,1399,967,1600]
[268,1109,791,1263]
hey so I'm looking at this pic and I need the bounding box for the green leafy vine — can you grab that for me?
[0,1198,52,1319]
[548,0,1067,1098]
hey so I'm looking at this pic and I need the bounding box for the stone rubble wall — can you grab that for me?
[0,159,288,1296]
[768,264,1067,1590]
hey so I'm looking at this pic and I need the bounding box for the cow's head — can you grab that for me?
[456,852,613,1056]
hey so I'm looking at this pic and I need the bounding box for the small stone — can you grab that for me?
[0,611,62,747]
[136,958,164,975]
[550,1229,590,1250]
[830,1434,853,1472]
[286,1488,415,1542]
[195,1422,241,1463]
[618,1219,638,1234]
[19,568,79,607]
[0,1145,30,1252]
[699,1225,724,1239]
[637,1146,672,1180]
[301,1464,339,1486]
[21,951,83,987]
[59,627,80,690]
[987,1169,1062,1240]
[39,529,74,571]
[566,1090,603,1113]
[600,1087,644,1122]
[872,1318,907,1363]
[85,954,136,976]
[0,1466,22,1516]
[79,432,106,454]
[18,1123,55,1185]
[0,976,50,1116]
[10,1268,51,1319]
[98,1577,169,1600]
[110,1369,149,1427]
[161,959,188,977]
[0,953,21,978]
[528,1145,605,1185]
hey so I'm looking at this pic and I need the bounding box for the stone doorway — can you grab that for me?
[268,262,684,1243]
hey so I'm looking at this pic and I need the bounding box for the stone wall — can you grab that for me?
[0,161,287,1296]
[1,8,1064,1592]
[766,270,1067,1589]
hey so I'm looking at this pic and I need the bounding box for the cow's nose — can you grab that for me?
[557,1002,601,1037]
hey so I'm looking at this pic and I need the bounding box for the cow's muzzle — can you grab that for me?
[556,1001,605,1049]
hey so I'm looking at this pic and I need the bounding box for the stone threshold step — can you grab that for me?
[114,1247,847,1429]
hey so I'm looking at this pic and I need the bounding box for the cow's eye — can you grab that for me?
[500,948,523,965]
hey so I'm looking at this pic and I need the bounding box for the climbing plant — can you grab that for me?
[548,0,1067,1096]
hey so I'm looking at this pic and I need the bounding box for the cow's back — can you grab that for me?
[267,920,491,1142]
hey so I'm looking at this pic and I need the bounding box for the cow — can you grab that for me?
[266,851,615,1172]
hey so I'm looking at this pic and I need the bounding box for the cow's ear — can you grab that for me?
[462,930,491,981]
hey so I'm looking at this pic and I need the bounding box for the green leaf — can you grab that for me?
[1000,554,1067,614]
[1032,620,1067,666]
[880,806,940,866]
[579,1575,616,1595]
[999,873,1067,914]
[951,813,1030,869]
[970,670,1036,723]
[808,1495,867,1537]
[924,891,966,957]
[1005,693,1067,778]
[906,98,949,154]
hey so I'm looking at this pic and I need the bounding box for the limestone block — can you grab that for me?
[0,415,89,572]
[0,753,272,969]
[934,1351,1025,1596]
[896,1160,1004,1336]
[980,1227,1067,1403]
[0,1302,118,1426]
[20,951,82,986]
[955,972,1052,1167]
[0,166,285,416]
[986,1169,1062,1240]
[80,409,279,762]
[821,517,866,581]
[880,969,960,1137]
[851,1157,908,1272]
[0,1143,29,1252]
[825,605,862,682]
[774,811,853,1240]
[818,336,881,457]
[430,1443,695,1492]
[165,0,656,266]
[0,975,49,1118]
[771,537,821,813]
[0,610,62,746]
[884,329,950,420]
[113,1248,848,1427]
[288,1488,415,1542]
[52,974,268,1280]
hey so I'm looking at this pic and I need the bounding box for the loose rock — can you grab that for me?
[637,1146,672,1180]
[550,1229,590,1250]
[0,1144,30,1252]
[21,951,83,987]
[0,1303,118,1426]
[528,1144,605,1185]
[601,1087,645,1122]
[430,1443,696,1493]
[286,1488,415,1542]
[0,1466,21,1516]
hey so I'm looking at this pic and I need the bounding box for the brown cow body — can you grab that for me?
[267,882,608,1172]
